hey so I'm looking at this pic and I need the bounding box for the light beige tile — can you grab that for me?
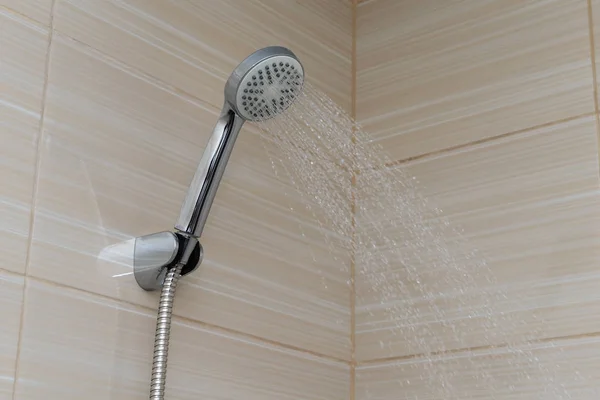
[53,0,351,111]
[30,35,350,359]
[356,116,600,360]
[0,10,48,274]
[591,0,600,105]
[0,0,52,26]
[356,338,600,399]
[15,279,350,400]
[357,0,594,161]
[0,270,24,399]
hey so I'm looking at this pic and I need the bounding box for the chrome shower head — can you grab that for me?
[224,46,304,121]
[175,46,304,238]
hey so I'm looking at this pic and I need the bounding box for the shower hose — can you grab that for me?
[149,263,184,400]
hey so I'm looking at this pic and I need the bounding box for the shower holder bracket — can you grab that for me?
[133,231,203,291]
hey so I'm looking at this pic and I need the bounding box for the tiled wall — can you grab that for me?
[356,0,600,397]
[0,0,352,398]
[5,0,598,398]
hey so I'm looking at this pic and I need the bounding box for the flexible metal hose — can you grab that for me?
[149,263,184,400]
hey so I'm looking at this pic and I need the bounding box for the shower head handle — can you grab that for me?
[175,46,304,239]
[175,103,245,237]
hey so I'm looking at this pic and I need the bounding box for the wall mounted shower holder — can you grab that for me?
[131,46,304,400]
[133,231,203,291]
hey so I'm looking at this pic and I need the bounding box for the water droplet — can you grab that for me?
[253,82,564,399]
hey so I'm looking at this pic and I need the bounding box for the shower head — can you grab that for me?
[175,46,304,238]
[224,46,304,121]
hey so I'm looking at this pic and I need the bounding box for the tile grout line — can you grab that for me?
[10,2,56,397]
[46,30,355,167]
[173,313,352,365]
[0,266,352,366]
[586,0,600,181]
[353,0,600,374]
[0,4,47,27]
[382,112,597,168]
[50,30,222,114]
[350,1,358,400]
[3,5,355,377]
[356,330,600,367]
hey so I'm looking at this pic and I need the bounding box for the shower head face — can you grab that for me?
[224,46,304,122]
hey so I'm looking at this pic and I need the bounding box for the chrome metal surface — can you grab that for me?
[175,46,303,238]
[224,46,304,121]
[175,104,244,238]
[177,234,203,273]
[138,46,305,400]
[149,263,183,400]
[134,232,179,291]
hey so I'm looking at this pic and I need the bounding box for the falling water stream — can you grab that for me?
[255,82,597,399]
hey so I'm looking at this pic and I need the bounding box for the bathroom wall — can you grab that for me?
[355,0,600,397]
[0,0,352,398]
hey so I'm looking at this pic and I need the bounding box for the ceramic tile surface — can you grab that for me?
[590,0,600,106]
[29,31,350,358]
[0,271,24,399]
[0,10,48,274]
[9,0,598,398]
[15,279,351,400]
[10,0,353,399]
[357,0,594,161]
[356,116,600,361]
[1,0,53,26]
[356,337,600,399]
[53,0,352,111]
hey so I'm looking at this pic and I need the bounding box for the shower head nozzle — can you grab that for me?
[176,46,304,239]
[224,46,304,121]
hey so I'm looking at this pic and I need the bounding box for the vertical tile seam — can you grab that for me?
[11,1,57,398]
[356,1,600,370]
[587,0,600,181]
[2,2,357,390]
[350,1,358,400]
[5,0,356,382]
[352,0,600,374]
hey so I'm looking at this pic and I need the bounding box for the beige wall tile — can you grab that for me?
[591,0,600,105]
[29,34,350,359]
[356,116,600,360]
[5,0,353,396]
[1,0,52,26]
[357,0,594,161]
[15,279,350,400]
[356,337,600,399]
[0,10,48,274]
[0,270,24,398]
[53,0,351,111]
